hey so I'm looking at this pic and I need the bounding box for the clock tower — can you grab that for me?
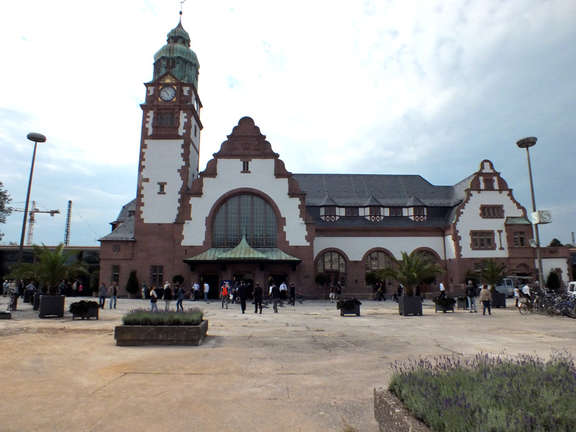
[136,19,202,224]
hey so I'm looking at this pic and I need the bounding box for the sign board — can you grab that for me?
[531,210,552,224]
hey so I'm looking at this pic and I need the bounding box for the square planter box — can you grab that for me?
[39,295,65,318]
[399,296,423,316]
[0,311,11,319]
[115,320,208,346]
[492,292,507,308]
[338,299,361,316]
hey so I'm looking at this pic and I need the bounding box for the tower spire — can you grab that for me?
[179,0,186,23]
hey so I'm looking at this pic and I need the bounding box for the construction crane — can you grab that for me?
[13,201,60,245]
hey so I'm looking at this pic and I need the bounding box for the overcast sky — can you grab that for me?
[1,0,575,247]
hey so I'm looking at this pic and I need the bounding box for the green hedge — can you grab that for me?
[389,353,576,432]
[122,308,203,326]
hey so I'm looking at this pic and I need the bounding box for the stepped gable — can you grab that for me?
[212,116,278,159]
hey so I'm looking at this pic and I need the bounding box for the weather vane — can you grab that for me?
[179,0,186,20]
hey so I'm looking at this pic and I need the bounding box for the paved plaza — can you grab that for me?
[1,296,575,431]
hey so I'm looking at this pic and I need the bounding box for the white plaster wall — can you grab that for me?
[445,234,456,259]
[313,236,445,261]
[182,158,309,246]
[541,258,570,285]
[141,139,184,223]
[456,191,524,258]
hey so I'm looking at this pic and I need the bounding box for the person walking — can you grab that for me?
[220,282,229,309]
[289,282,296,306]
[163,282,173,311]
[98,283,107,309]
[438,281,446,299]
[175,285,185,312]
[193,282,200,301]
[238,281,248,314]
[466,280,477,313]
[203,281,210,303]
[479,284,492,316]
[109,283,118,309]
[279,281,288,301]
[253,282,263,314]
[141,283,148,300]
[271,282,281,313]
[149,286,159,312]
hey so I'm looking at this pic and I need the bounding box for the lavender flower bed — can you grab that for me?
[389,353,576,431]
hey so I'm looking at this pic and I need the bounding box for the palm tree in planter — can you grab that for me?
[377,251,443,316]
[9,244,87,317]
[478,259,506,308]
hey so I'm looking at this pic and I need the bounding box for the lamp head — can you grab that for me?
[27,132,46,143]
[516,137,537,149]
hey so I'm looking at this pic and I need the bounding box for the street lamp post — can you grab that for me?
[516,136,544,291]
[17,132,46,263]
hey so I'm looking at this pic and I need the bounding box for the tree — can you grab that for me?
[546,271,561,292]
[126,270,139,297]
[9,244,87,294]
[549,238,564,247]
[0,182,13,241]
[479,259,506,288]
[377,251,443,296]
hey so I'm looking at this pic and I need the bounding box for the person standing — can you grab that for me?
[220,282,229,309]
[522,282,531,304]
[193,282,200,301]
[253,282,263,314]
[238,281,248,314]
[289,282,296,306]
[466,280,477,313]
[271,283,281,313]
[279,281,288,301]
[203,281,210,303]
[513,285,521,308]
[176,284,185,312]
[98,283,107,309]
[163,282,173,311]
[149,286,159,312]
[438,281,446,299]
[141,283,148,300]
[479,284,492,316]
[109,283,118,309]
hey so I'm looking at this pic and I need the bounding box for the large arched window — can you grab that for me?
[212,194,277,248]
[365,250,393,271]
[317,251,346,274]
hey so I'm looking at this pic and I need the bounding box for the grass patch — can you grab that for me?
[389,352,576,432]
[122,308,203,326]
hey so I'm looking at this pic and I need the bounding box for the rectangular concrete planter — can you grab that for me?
[398,296,422,316]
[492,292,506,308]
[39,295,65,318]
[114,320,208,346]
[0,311,11,319]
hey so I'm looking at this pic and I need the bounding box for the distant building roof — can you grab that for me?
[99,199,136,242]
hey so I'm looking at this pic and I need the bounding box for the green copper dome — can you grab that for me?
[153,21,199,87]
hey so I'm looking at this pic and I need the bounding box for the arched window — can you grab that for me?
[212,194,277,248]
[317,251,346,274]
[413,249,439,263]
[365,250,393,271]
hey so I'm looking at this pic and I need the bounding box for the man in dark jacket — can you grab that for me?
[271,283,281,313]
[466,280,477,313]
[238,281,248,314]
[253,283,263,314]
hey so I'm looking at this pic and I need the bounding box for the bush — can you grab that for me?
[122,308,203,326]
[389,353,576,431]
[69,300,99,315]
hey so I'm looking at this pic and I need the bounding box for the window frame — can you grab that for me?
[470,230,496,250]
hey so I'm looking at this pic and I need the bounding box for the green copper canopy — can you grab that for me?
[153,21,199,87]
[184,236,301,263]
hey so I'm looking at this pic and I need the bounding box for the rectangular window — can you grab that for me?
[414,207,425,216]
[111,265,120,283]
[150,265,164,286]
[513,231,526,247]
[241,160,250,173]
[480,205,504,218]
[156,112,177,128]
[389,207,403,217]
[369,206,381,216]
[324,206,336,216]
[345,207,359,217]
[470,230,496,250]
[157,182,166,194]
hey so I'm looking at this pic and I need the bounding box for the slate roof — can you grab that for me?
[292,174,461,207]
[99,199,136,241]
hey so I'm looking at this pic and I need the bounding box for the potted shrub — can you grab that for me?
[70,300,99,320]
[9,244,87,318]
[114,308,207,346]
[126,270,139,298]
[336,298,362,316]
[378,252,442,316]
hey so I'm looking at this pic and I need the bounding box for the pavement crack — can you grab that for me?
[90,372,126,395]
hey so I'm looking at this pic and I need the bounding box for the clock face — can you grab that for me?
[160,86,176,102]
